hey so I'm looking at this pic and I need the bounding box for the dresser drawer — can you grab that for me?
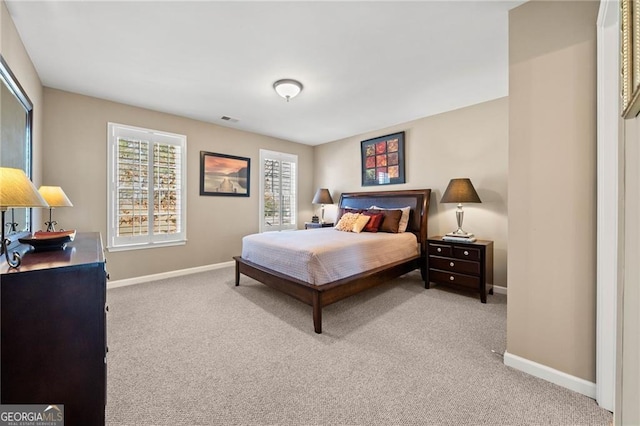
[429,268,480,290]
[429,256,480,276]
[453,246,481,261]
[428,243,452,257]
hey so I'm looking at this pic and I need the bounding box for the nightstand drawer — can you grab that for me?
[429,268,480,290]
[453,246,481,261]
[429,256,480,276]
[426,236,494,303]
[428,243,452,257]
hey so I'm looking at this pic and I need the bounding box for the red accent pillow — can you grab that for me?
[362,212,384,233]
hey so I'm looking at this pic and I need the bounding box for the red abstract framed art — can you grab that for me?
[361,131,405,186]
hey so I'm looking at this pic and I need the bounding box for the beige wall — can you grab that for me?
[508,0,598,381]
[42,88,314,281]
[314,97,509,287]
[0,1,44,226]
[4,0,619,405]
[620,118,640,424]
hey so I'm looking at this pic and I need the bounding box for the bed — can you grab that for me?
[234,189,431,333]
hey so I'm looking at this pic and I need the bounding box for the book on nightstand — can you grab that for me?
[442,235,477,243]
[446,231,474,237]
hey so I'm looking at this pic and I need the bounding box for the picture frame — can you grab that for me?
[621,0,640,118]
[200,151,250,197]
[361,131,405,186]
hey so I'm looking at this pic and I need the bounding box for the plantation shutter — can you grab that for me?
[260,150,297,232]
[107,123,186,251]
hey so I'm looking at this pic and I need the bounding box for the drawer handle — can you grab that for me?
[450,262,455,267]
[449,276,455,281]
[437,247,442,253]
[464,251,469,256]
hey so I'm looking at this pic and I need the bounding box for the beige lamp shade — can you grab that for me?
[38,186,73,208]
[0,167,49,210]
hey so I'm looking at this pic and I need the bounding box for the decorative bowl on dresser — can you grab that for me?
[426,236,494,303]
[18,229,77,251]
[0,232,107,426]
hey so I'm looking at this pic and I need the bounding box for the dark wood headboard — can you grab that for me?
[338,189,431,254]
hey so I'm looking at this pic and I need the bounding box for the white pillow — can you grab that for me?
[370,205,411,233]
[352,214,371,233]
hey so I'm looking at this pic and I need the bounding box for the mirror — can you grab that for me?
[0,54,33,241]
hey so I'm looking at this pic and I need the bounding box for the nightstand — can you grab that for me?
[426,236,494,303]
[304,222,334,229]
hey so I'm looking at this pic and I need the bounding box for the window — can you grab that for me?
[259,149,297,232]
[107,123,186,251]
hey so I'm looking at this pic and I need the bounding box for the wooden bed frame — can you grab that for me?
[234,189,431,334]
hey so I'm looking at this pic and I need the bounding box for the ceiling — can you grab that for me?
[6,1,524,146]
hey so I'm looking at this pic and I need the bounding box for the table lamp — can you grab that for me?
[0,167,49,267]
[440,178,481,237]
[38,186,73,231]
[312,188,334,224]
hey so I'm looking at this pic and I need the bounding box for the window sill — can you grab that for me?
[106,239,186,253]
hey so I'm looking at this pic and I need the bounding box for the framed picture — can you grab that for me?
[621,0,640,118]
[200,151,250,196]
[361,131,405,186]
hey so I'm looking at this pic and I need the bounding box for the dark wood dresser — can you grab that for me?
[0,232,107,426]
[426,236,494,303]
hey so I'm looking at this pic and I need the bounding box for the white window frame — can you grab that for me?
[107,122,187,251]
[259,149,298,233]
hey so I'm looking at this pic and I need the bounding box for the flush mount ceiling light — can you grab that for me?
[273,79,303,102]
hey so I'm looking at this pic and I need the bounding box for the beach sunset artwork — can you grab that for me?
[200,151,250,196]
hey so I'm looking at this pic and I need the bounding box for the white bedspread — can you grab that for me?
[241,228,419,286]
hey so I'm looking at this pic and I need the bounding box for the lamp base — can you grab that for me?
[1,210,21,268]
[44,221,58,232]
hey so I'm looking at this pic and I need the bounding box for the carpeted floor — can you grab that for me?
[105,267,612,425]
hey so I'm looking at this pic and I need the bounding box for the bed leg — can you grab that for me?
[420,263,427,281]
[422,261,430,289]
[312,292,322,334]
[235,260,240,286]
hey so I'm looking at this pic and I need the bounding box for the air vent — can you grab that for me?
[220,116,239,123]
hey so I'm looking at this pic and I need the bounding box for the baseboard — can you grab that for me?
[503,351,596,399]
[108,265,510,293]
[493,285,507,295]
[107,261,235,289]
